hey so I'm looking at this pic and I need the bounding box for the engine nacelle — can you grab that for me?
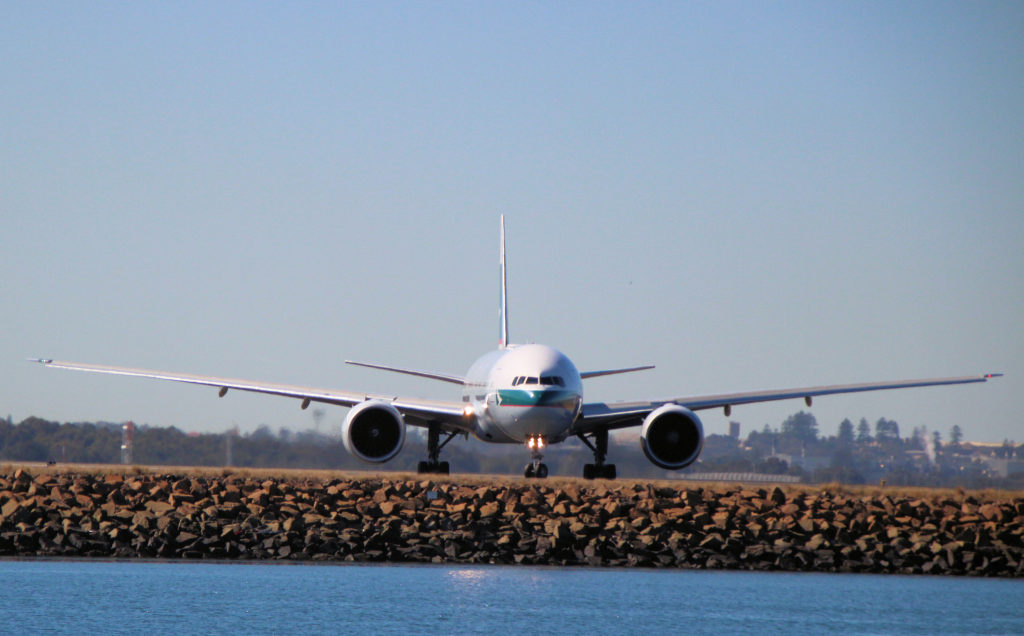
[342,400,406,463]
[640,404,705,470]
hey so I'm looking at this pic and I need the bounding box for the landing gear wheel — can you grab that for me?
[536,463,549,478]
[418,460,451,474]
[578,429,617,480]
[420,424,458,474]
[583,463,615,479]
[524,464,535,478]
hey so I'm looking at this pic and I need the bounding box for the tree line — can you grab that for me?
[0,413,1017,488]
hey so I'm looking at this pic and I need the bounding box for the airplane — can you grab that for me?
[33,216,1001,479]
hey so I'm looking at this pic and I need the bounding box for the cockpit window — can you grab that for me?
[539,376,565,387]
[513,375,564,387]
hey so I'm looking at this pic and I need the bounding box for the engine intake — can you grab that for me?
[342,400,406,463]
[640,404,704,470]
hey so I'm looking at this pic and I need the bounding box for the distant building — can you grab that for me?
[728,421,741,439]
[978,457,1024,478]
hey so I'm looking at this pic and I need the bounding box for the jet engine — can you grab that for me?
[640,404,705,470]
[342,400,406,463]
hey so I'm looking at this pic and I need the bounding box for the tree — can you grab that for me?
[856,418,872,443]
[932,430,942,452]
[875,418,900,441]
[950,424,963,446]
[837,418,855,444]
[781,411,819,442]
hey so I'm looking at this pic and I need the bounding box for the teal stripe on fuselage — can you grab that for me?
[497,389,578,408]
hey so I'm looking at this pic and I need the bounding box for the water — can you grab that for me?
[1,560,1021,635]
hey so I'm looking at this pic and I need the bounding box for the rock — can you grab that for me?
[1,470,1021,575]
[478,502,501,519]
[1,499,22,519]
[145,501,175,515]
[978,504,1004,522]
[806,534,826,551]
[780,503,801,516]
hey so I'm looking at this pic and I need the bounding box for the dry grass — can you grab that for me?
[2,461,1020,500]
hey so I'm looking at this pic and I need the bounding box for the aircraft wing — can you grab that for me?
[31,359,472,432]
[575,373,1002,433]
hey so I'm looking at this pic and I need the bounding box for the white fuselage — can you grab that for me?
[461,344,583,444]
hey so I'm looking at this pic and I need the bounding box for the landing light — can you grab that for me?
[462,404,474,417]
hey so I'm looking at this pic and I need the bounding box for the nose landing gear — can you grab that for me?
[523,435,549,478]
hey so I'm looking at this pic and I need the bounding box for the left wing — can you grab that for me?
[574,373,1002,433]
[31,359,471,431]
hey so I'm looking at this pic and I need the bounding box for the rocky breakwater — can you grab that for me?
[1,469,1022,576]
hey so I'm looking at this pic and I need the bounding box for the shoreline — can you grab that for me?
[1,466,1021,576]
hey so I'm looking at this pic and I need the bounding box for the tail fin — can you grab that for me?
[499,214,509,348]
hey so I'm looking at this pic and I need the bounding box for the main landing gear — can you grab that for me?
[418,424,457,474]
[577,429,616,479]
[523,435,549,478]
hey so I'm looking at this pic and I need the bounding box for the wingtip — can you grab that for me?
[984,373,1004,379]
[29,358,54,364]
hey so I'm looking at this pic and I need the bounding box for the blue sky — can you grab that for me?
[3,3,1021,444]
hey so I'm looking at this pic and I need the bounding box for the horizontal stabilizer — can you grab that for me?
[580,365,655,379]
[345,360,467,385]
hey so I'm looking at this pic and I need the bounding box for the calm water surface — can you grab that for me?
[1,560,1021,635]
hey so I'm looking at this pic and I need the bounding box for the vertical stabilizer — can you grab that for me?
[499,215,509,348]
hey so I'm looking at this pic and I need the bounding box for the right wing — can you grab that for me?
[575,373,1002,434]
[31,359,472,432]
